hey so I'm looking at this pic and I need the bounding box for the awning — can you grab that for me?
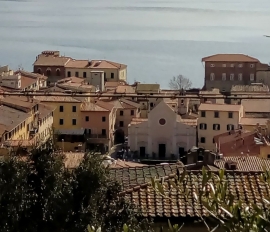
[56,129,85,135]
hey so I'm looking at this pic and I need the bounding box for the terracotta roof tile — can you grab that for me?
[38,103,55,119]
[121,170,270,218]
[1,96,38,110]
[110,163,184,190]
[0,105,30,131]
[20,75,37,89]
[34,95,81,102]
[199,103,242,112]
[34,56,70,66]
[115,85,135,94]
[64,59,89,68]
[80,102,109,112]
[89,60,126,69]
[214,156,270,171]
[202,54,259,62]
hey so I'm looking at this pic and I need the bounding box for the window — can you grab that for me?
[250,64,254,68]
[119,121,124,127]
[159,118,166,125]
[181,99,184,104]
[59,106,64,112]
[67,71,71,77]
[85,116,89,122]
[72,119,76,125]
[214,111,219,118]
[102,129,106,135]
[238,73,243,81]
[201,111,206,117]
[56,69,61,76]
[111,73,114,79]
[210,64,215,67]
[213,138,215,143]
[228,112,233,118]
[227,124,235,130]
[213,124,220,130]
[131,110,134,115]
[150,102,154,107]
[72,106,77,112]
[120,110,124,116]
[250,74,255,81]
[75,72,79,77]
[230,74,234,81]
[59,119,64,125]
[238,64,243,68]
[37,68,41,74]
[230,64,235,67]
[210,73,215,81]
[222,64,226,67]
[199,123,207,130]
[200,137,206,143]
[102,116,106,122]
[222,73,226,81]
[46,69,51,76]
[83,72,86,78]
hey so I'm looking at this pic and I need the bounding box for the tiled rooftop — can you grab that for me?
[110,163,184,190]
[0,105,30,133]
[214,156,270,171]
[80,102,109,112]
[34,95,81,102]
[115,85,135,94]
[1,96,38,110]
[38,103,55,119]
[202,54,259,62]
[34,55,70,66]
[122,171,269,218]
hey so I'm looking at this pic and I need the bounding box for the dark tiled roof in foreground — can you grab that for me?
[121,171,270,218]
[110,163,184,190]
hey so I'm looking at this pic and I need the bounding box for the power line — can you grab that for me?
[1,91,270,99]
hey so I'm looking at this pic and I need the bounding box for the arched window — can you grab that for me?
[37,68,41,74]
[56,69,61,76]
[46,68,51,76]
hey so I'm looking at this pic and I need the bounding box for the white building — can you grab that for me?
[128,100,197,159]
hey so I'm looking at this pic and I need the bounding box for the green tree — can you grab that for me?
[0,139,153,232]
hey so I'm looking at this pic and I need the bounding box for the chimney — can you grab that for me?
[225,160,237,170]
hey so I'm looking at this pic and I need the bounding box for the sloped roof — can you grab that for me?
[214,156,270,171]
[121,170,269,218]
[202,54,259,62]
[136,84,160,92]
[34,56,70,66]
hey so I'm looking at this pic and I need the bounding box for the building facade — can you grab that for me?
[128,101,197,159]
[202,54,267,91]
[65,59,127,83]
[80,100,116,152]
[198,103,243,151]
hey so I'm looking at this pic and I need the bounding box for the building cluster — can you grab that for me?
[1,51,270,160]
[2,51,270,229]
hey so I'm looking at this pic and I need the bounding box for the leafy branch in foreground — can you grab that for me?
[151,167,270,232]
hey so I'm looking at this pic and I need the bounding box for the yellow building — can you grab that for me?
[0,96,54,154]
[198,103,243,151]
[65,59,127,82]
[34,95,85,152]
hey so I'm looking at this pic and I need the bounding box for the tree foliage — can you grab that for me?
[169,75,192,90]
[0,140,152,232]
